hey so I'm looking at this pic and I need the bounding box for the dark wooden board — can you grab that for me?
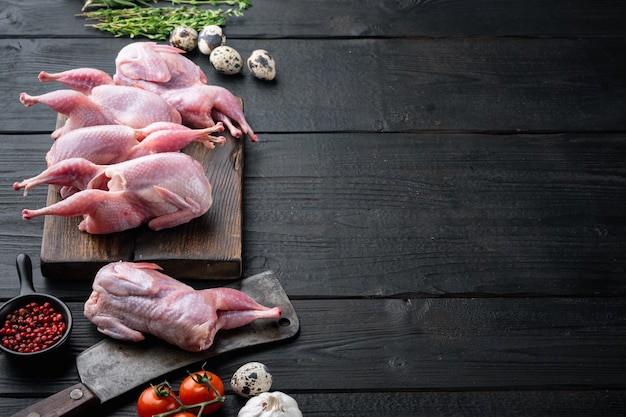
[1,1,625,416]
[2,0,626,38]
[2,132,625,296]
[1,297,625,391]
[38,115,243,280]
[2,390,625,417]
[3,38,626,135]
[241,132,626,297]
[1,297,625,416]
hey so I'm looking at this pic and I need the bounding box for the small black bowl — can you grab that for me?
[0,254,73,363]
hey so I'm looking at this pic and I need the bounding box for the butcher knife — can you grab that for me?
[9,270,299,417]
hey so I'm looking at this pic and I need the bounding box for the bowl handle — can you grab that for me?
[16,254,36,296]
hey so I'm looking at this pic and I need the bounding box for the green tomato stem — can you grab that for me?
[150,374,226,417]
[152,395,225,417]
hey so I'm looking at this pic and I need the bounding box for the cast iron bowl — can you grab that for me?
[0,254,73,361]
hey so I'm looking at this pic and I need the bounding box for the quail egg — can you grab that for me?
[209,45,243,75]
[247,49,276,81]
[169,25,198,52]
[230,362,273,398]
[198,25,226,55]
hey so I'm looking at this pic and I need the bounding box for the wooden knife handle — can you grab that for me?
[10,382,100,417]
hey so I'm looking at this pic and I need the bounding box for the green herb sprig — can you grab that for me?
[78,1,251,40]
[82,0,154,10]
[82,1,250,11]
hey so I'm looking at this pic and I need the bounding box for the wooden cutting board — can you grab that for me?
[39,114,243,280]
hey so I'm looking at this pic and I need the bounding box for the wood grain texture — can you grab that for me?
[0,298,625,416]
[1,0,626,38]
[2,390,626,417]
[2,132,625,296]
[240,132,626,297]
[4,390,626,417]
[1,0,625,415]
[2,38,625,134]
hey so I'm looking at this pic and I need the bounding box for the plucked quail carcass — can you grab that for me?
[46,122,225,167]
[13,152,212,234]
[113,42,258,141]
[84,261,282,352]
[20,84,182,138]
[44,122,224,198]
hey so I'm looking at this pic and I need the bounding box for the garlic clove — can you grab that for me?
[237,391,303,417]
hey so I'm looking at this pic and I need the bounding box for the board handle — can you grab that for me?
[10,382,100,417]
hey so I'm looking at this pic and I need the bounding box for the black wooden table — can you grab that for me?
[1,1,626,416]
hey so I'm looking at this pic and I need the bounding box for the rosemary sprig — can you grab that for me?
[78,6,246,39]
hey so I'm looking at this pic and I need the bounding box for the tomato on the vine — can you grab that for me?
[171,413,197,417]
[137,382,180,417]
[179,370,225,415]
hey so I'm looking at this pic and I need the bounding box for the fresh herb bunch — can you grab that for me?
[79,1,251,40]
[82,1,250,11]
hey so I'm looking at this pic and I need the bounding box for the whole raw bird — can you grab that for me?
[113,42,258,141]
[45,122,224,198]
[38,44,258,141]
[20,84,182,138]
[46,121,225,166]
[13,152,212,234]
[84,261,282,352]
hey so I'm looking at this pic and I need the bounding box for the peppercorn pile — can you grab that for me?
[0,301,67,353]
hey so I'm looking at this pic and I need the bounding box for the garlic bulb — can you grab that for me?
[237,391,303,417]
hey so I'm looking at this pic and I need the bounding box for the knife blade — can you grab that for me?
[10,270,299,417]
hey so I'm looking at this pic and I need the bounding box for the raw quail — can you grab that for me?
[46,122,225,167]
[20,85,182,138]
[13,152,212,234]
[113,42,258,141]
[84,261,282,352]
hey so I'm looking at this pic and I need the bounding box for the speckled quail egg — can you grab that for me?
[209,45,243,75]
[230,362,273,398]
[247,49,276,81]
[169,25,198,52]
[198,25,226,55]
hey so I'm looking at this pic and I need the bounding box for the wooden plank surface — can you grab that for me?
[2,131,625,296]
[1,0,625,416]
[241,132,626,297]
[1,298,625,416]
[2,390,625,417]
[3,38,625,135]
[2,0,626,38]
[1,298,625,390]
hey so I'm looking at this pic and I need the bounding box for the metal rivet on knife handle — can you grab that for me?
[69,389,84,400]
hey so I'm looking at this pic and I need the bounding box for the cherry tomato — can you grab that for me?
[171,413,196,417]
[137,382,180,417]
[179,370,225,415]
